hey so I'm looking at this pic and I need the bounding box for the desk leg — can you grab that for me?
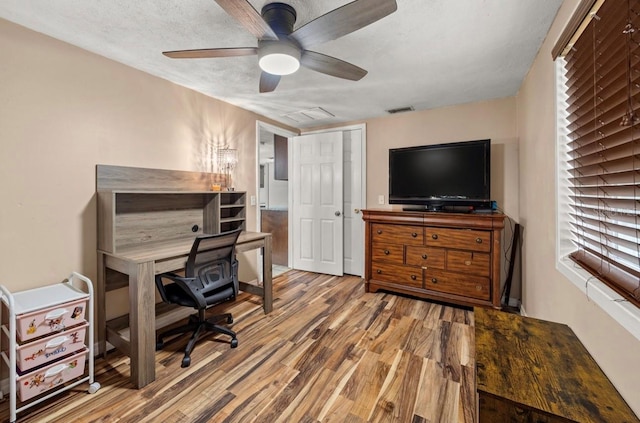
[128,261,156,388]
[97,253,107,357]
[263,234,273,314]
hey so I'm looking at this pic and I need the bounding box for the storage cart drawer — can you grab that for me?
[16,298,88,342]
[17,349,87,401]
[16,323,88,372]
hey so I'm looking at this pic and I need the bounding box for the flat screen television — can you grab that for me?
[388,139,491,211]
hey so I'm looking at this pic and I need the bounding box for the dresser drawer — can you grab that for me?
[424,269,490,300]
[371,262,422,288]
[17,349,88,401]
[371,243,404,264]
[372,224,423,245]
[405,246,445,269]
[16,323,88,372]
[447,251,490,277]
[17,298,88,342]
[425,228,490,252]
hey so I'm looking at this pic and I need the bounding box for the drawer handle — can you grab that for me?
[45,308,68,320]
[465,260,472,266]
[46,336,69,349]
[431,278,438,284]
[476,285,483,291]
[384,250,390,255]
[431,234,438,240]
[476,238,482,244]
[411,232,418,238]
[377,269,382,274]
[422,254,428,260]
[377,230,383,234]
[411,275,417,280]
[45,363,70,379]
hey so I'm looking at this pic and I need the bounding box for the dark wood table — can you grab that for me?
[475,307,639,423]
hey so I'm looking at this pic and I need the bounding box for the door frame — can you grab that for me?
[255,121,298,279]
[255,121,367,278]
[300,123,367,277]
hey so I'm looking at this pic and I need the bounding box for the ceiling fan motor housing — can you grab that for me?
[261,2,297,37]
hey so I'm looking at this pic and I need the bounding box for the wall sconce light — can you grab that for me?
[218,148,238,189]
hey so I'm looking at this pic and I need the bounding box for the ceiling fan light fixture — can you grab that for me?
[258,41,301,76]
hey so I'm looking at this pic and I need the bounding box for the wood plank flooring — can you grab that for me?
[1,270,476,423]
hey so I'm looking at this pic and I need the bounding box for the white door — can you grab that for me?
[292,132,343,275]
[343,129,364,276]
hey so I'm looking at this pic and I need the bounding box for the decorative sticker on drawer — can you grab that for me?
[25,359,78,390]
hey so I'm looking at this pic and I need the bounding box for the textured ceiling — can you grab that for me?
[0,0,563,129]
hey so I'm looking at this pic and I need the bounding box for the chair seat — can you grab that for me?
[163,283,235,309]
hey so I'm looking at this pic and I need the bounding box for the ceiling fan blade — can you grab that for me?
[214,0,278,41]
[163,47,257,59]
[301,51,367,81]
[259,72,281,93]
[290,0,397,49]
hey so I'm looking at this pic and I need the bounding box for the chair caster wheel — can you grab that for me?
[227,316,234,324]
[230,339,238,348]
[156,341,164,350]
[181,356,191,367]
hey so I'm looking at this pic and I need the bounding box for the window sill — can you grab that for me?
[557,256,640,342]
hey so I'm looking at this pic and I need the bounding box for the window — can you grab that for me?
[555,0,640,320]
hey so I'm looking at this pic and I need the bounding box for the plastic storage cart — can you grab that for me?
[0,272,100,423]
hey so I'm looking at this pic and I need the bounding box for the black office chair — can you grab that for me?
[155,229,241,367]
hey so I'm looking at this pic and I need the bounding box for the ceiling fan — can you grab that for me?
[162,0,398,93]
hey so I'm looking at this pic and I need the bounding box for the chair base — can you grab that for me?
[156,310,238,367]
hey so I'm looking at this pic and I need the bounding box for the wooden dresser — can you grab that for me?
[362,209,505,308]
[475,307,639,423]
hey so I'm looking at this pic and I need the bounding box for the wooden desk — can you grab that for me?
[96,231,272,388]
[475,307,639,423]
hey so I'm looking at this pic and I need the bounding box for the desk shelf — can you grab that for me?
[219,192,246,232]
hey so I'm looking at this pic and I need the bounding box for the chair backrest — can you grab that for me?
[186,229,242,278]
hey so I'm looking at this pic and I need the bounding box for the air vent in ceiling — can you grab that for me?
[386,106,414,114]
[282,107,335,123]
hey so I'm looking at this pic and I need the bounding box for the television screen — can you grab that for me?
[389,139,491,210]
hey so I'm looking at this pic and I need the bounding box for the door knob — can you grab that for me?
[354,208,361,214]
[335,211,341,216]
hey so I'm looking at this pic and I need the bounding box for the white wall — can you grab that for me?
[266,162,288,209]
